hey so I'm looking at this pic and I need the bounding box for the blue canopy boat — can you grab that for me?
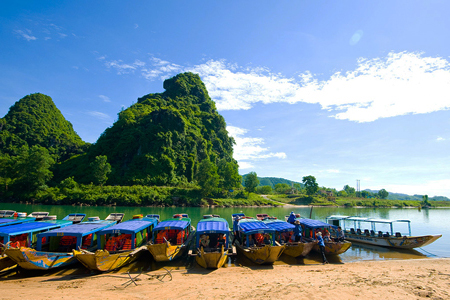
[62,213,86,224]
[325,215,442,249]
[232,215,284,264]
[0,220,73,272]
[5,221,115,270]
[75,217,159,271]
[297,218,351,255]
[262,218,316,257]
[0,217,36,228]
[189,216,236,269]
[147,214,195,261]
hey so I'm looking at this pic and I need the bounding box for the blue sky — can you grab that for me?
[1,1,450,197]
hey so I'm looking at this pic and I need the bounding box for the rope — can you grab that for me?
[418,247,438,257]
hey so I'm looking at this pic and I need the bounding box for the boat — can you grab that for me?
[232,214,284,264]
[88,213,125,223]
[297,218,352,255]
[74,216,159,272]
[0,216,36,228]
[29,212,50,221]
[0,219,73,272]
[325,215,442,249]
[188,215,236,269]
[262,218,316,257]
[147,214,195,262]
[0,210,16,218]
[5,221,115,270]
[62,213,86,224]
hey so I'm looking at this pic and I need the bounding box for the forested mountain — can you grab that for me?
[365,189,450,201]
[241,174,303,188]
[55,72,240,187]
[0,93,87,161]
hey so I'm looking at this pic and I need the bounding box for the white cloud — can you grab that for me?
[436,137,445,142]
[99,95,111,103]
[100,51,450,123]
[87,111,110,120]
[227,126,286,168]
[14,29,37,41]
[134,24,139,29]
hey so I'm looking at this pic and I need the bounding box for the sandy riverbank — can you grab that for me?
[0,258,449,300]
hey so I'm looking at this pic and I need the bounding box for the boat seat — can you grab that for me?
[356,229,362,235]
[395,232,402,237]
[378,231,383,237]
[350,228,356,234]
[370,230,375,236]
[383,232,390,237]
[364,229,370,236]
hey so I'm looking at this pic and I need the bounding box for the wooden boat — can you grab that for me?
[297,218,351,255]
[0,216,36,228]
[87,213,125,223]
[0,219,73,272]
[62,213,86,224]
[147,214,195,262]
[5,221,115,270]
[326,215,442,249]
[232,214,284,264]
[74,217,159,272]
[29,212,50,221]
[188,216,236,269]
[0,210,16,218]
[262,219,316,257]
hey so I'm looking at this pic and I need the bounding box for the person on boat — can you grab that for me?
[247,235,255,247]
[336,227,345,242]
[293,220,302,242]
[287,212,296,224]
[316,232,328,264]
[232,216,240,244]
[263,234,271,245]
[200,235,210,248]
[323,229,332,242]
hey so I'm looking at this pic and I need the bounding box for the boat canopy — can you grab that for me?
[145,214,160,220]
[238,219,275,235]
[325,216,411,236]
[99,218,158,236]
[153,218,191,231]
[263,219,295,233]
[297,218,337,229]
[196,218,230,235]
[232,213,245,218]
[0,217,36,227]
[0,220,72,243]
[62,213,86,223]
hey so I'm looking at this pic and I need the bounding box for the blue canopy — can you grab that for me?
[263,219,295,233]
[297,218,337,229]
[0,217,36,227]
[36,221,115,251]
[98,218,158,235]
[153,218,191,231]
[0,220,72,243]
[196,218,230,235]
[238,219,275,235]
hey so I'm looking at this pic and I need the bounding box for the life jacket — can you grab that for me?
[81,234,93,249]
[105,237,117,252]
[176,231,185,245]
[156,231,167,244]
[255,233,264,245]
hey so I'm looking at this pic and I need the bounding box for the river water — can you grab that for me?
[1,203,448,263]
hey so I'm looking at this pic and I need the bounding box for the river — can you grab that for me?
[1,203,448,263]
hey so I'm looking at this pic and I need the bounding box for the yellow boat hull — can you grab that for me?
[147,243,184,262]
[313,241,352,255]
[5,247,77,270]
[74,247,146,272]
[0,255,17,272]
[195,246,228,269]
[283,241,316,257]
[236,244,285,264]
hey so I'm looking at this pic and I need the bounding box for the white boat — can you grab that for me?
[326,215,442,249]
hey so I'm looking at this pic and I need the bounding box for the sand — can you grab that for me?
[1,258,449,300]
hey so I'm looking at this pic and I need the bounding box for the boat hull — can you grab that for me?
[195,247,228,269]
[0,255,16,272]
[344,233,442,249]
[5,247,77,270]
[147,243,185,262]
[283,241,316,258]
[313,241,352,255]
[74,246,147,272]
[236,244,285,264]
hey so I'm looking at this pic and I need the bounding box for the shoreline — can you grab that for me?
[1,257,449,299]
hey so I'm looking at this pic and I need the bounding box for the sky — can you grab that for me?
[1,1,450,197]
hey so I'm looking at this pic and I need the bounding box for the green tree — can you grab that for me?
[302,175,319,196]
[337,190,348,197]
[378,189,389,199]
[274,183,290,194]
[343,185,356,196]
[244,172,259,194]
[90,155,111,186]
[421,195,431,207]
[196,159,220,197]
[217,159,241,191]
[256,185,272,194]
[293,183,303,193]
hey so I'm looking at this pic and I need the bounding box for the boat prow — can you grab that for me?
[147,242,183,262]
[283,241,316,257]
[237,243,285,264]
